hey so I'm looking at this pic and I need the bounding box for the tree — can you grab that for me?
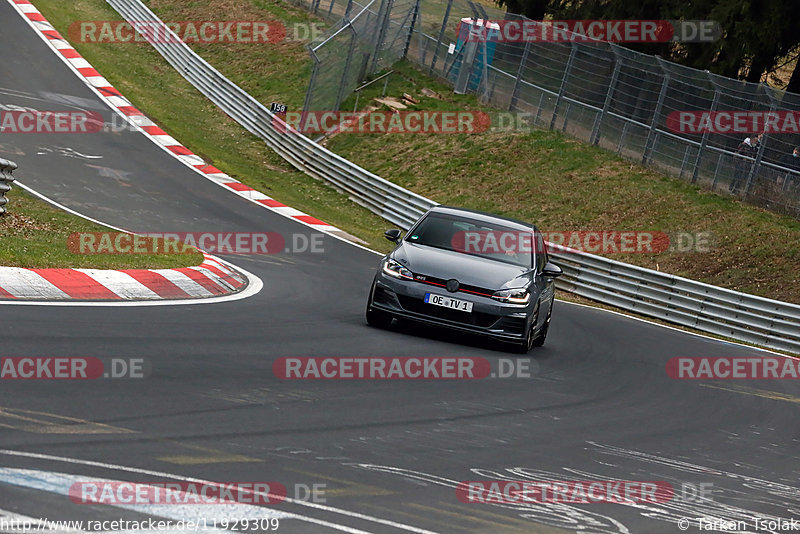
[494,0,800,90]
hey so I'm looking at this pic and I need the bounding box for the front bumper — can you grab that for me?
[369,273,533,342]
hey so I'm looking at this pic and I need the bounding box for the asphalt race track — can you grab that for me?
[1,3,800,532]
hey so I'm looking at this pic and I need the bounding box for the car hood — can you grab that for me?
[392,243,531,290]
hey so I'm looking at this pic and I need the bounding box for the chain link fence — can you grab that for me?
[294,0,800,217]
[290,0,419,113]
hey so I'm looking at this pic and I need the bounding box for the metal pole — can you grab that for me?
[370,0,394,72]
[428,0,453,75]
[550,44,577,131]
[679,145,690,178]
[711,151,722,188]
[402,0,420,59]
[642,57,670,165]
[745,132,768,195]
[509,37,532,112]
[590,50,621,145]
[691,78,719,184]
[617,121,629,155]
[746,85,779,194]
[534,92,544,126]
[335,25,358,110]
[302,46,321,115]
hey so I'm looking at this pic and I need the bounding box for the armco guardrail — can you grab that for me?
[0,158,17,216]
[108,0,800,354]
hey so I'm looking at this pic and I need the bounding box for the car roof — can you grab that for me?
[427,205,538,233]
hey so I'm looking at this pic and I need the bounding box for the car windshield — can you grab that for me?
[406,212,533,268]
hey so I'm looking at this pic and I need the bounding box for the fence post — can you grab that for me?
[428,0,453,74]
[454,28,480,94]
[335,25,358,110]
[0,159,17,216]
[745,85,780,195]
[370,0,394,72]
[508,37,532,111]
[590,47,621,145]
[549,43,577,131]
[641,57,670,165]
[302,46,322,114]
[402,0,420,59]
[691,83,720,184]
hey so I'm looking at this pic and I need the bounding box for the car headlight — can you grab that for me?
[491,288,531,305]
[382,258,414,280]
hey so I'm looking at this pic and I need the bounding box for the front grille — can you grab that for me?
[415,275,495,297]
[397,295,499,328]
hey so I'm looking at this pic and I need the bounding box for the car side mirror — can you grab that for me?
[384,229,402,243]
[541,262,562,278]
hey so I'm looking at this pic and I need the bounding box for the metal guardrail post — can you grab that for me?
[641,57,670,165]
[590,48,622,145]
[0,158,18,216]
[549,43,577,131]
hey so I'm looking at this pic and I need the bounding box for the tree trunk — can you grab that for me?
[787,59,800,95]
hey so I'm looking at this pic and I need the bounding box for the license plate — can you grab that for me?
[424,293,473,313]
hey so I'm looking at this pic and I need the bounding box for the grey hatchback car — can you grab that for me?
[366,206,562,352]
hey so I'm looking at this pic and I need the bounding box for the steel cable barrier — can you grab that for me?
[107,0,800,353]
[0,159,17,216]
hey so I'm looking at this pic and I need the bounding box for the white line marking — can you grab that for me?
[0,451,438,534]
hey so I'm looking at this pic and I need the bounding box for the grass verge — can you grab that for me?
[0,187,202,269]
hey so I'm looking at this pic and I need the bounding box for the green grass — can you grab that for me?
[0,187,202,269]
[29,0,800,304]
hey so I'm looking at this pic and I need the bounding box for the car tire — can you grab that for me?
[509,306,538,354]
[531,306,551,347]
